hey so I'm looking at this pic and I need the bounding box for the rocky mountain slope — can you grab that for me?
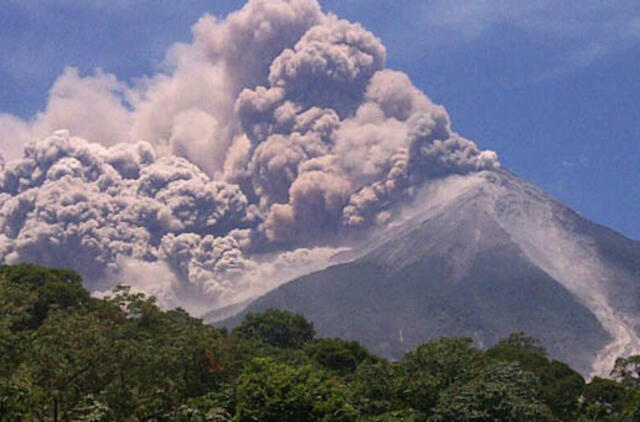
[219,169,640,376]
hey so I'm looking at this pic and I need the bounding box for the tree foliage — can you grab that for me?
[233,308,315,349]
[305,338,375,374]
[485,332,585,419]
[235,357,357,422]
[432,362,554,422]
[0,263,638,421]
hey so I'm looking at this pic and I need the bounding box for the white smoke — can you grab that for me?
[0,0,499,313]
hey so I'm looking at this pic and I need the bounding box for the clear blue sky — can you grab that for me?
[1,0,638,239]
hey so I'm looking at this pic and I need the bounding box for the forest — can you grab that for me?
[1,263,639,421]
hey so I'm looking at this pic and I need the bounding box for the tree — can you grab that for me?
[579,377,629,422]
[235,357,357,422]
[486,332,585,419]
[0,265,91,420]
[610,355,640,420]
[368,408,424,421]
[20,309,115,421]
[611,355,640,390]
[491,332,548,357]
[0,263,89,329]
[432,362,554,422]
[351,360,407,417]
[0,264,82,289]
[485,333,549,369]
[305,338,375,374]
[233,309,315,349]
[401,337,483,415]
[5,263,640,422]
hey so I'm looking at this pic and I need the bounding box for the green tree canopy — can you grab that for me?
[486,332,585,419]
[235,357,357,422]
[1,264,638,422]
[233,308,315,349]
[305,338,375,374]
[432,362,554,422]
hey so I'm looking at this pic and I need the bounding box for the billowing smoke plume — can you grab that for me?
[0,0,498,313]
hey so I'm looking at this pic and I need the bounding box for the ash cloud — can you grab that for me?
[0,0,499,313]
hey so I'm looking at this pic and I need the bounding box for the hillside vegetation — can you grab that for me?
[1,263,639,421]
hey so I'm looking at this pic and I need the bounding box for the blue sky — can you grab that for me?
[1,0,638,239]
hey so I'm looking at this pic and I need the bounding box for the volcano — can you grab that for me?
[217,169,640,376]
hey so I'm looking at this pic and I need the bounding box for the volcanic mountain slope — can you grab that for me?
[219,169,640,376]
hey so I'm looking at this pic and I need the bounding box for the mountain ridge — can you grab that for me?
[215,169,640,376]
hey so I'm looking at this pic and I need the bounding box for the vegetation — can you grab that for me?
[1,263,639,421]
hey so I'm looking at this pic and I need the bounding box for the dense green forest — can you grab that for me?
[1,264,639,421]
